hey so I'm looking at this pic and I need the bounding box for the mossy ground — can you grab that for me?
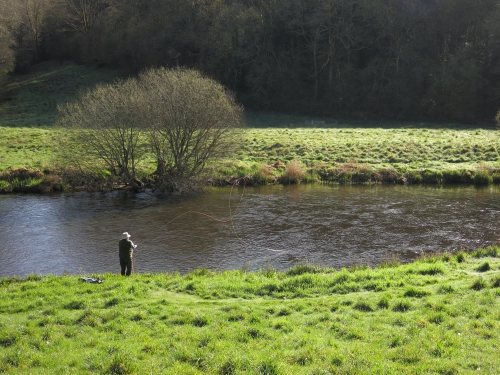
[1,248,500,374]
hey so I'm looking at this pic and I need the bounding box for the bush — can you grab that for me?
[0,180,12,193]
[405,171,422,184]
[443,169,472,184]
[337,171,353,184]
[422,170,443,184]
[251,164,276,184]
[303,171,321,183]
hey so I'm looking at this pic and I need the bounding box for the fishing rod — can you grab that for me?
[131,243,138,274]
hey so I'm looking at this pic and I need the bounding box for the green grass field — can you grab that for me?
[1,248,499,374]
[239,119,500,169]
[1,62,500,188]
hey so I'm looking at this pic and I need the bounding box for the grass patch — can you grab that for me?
[0,249,499,374]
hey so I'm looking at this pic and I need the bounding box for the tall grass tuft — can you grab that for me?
[220,359,238,375]
[473,247,499,258]
[106,353,137,375]
[0,168,63,193]
[476,262,491,272]
[280,160,306,183]
[377,295,390,309]
[353,301,374,312]
[473,162,493,185]
[256,360,279,375]
[286,264,322,276]
[492,277,500,288]
[455,252,466,263]
[473,171,492,185]
[378,252,401,268]
[403,287,431,298]
[471,278,487,291]
[392,300,412,312]
[252,163,276,184]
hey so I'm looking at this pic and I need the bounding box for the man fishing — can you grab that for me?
[119,232,137,276]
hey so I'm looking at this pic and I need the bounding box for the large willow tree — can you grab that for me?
[58,67,244,191]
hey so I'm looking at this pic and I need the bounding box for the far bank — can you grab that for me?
[2,123,500,194]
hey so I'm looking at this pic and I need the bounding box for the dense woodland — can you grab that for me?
[1,0,500,123]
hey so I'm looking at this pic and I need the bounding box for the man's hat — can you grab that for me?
[121,232,131,240]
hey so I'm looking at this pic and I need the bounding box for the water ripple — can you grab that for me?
[1,184,499,276]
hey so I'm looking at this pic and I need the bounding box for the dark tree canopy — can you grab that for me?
[3,0,500,123]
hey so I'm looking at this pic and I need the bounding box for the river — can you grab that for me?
[0,184,499,277]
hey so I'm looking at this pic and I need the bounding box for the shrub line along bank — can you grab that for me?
[0,163,499,194]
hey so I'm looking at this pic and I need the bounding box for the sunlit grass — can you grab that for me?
[0,247,499,374]
[236,125,500,171]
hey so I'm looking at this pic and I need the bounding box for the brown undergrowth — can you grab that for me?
[0,168,63,193]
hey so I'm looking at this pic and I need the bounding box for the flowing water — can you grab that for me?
[1,184,499,277]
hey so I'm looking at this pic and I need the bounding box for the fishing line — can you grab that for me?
[164,177,246,226]
[164,177,286,253]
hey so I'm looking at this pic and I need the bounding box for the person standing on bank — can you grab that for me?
[119,232,137,276]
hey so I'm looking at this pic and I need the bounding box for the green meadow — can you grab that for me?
[1,248,499,374]
[232,117,500,184]
[1,62,500,189]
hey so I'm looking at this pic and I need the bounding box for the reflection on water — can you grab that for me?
[1,184,499,276]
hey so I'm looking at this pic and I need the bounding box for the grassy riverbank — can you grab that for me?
[1,62,500,192]
[220,115,500,185]
[1,248,499,374]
